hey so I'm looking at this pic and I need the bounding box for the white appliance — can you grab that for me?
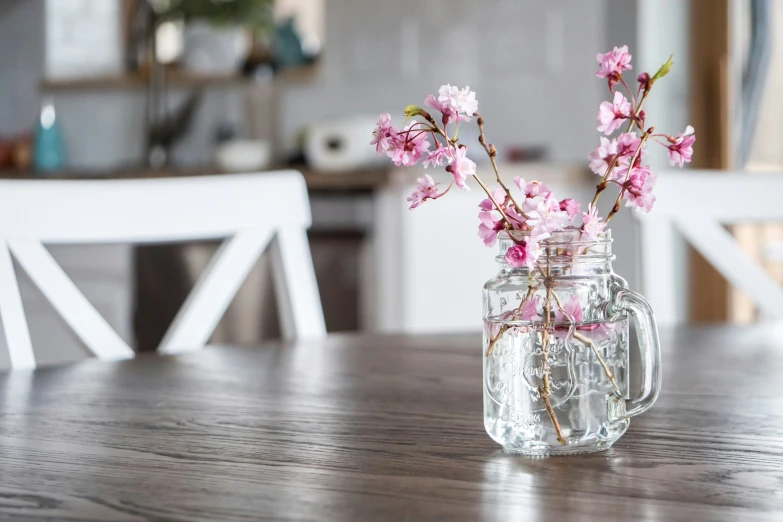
[305,116,385,172]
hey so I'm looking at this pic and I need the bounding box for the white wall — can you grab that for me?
[0,0,45,136]
[279,0,608,162]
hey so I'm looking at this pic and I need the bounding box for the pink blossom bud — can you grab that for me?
[637,72,651,91]
[504,244,529,268]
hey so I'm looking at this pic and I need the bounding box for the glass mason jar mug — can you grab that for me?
[483,230,661,455]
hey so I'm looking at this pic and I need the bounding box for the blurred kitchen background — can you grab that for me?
[0,0,779,367]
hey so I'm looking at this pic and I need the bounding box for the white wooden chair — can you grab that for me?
[637,171,783,325]
[0,171,326,369]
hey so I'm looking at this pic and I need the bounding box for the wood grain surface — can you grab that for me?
[1,325,783,521]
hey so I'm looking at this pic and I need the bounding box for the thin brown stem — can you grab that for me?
[399,122,435,136]
[433,180,455,200]
[539,266,567,445]
[514,285,537,316]
[589,157,620,208]
[425,119,513,226]
[631,89,650,133]
[475,114,528,219]
[619,77,636,108]
[549,293,622,396]
[473,173,512,225]
[605,127,653,224]
[486,282,538,358]
[572,331,622,395]
[485,325,509,357]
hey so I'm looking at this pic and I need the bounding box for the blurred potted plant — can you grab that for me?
[152,0,274,74]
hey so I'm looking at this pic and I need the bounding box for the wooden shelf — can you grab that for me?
[41,73,241,91]
[40,65,319,92]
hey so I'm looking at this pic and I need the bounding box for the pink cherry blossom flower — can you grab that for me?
[387,123,431,167]
[596,45,633,87]
[423,141,454,168]
[504,204,528,228]
[519,294,541,322]
[513,177,552,199]
[479,187,507,211]
[614,132,646,178]
[667,125,696,167]
[588,137,618,175]
[504,243,529,268]
[448,146,475,190]
[523,239,543,268]
[370,113,395,154]
[478,210,504,247]
[616,132,641,158]
[559,198,580,219]
[407,174,439,209]
[581,204,607,240]
[503,238,544,269]
[623,165,657,213]
[437,84,479,119]
[523,194,572,236]
[424,94,471,125]
[597,91,631,135]
[555,295,584,324]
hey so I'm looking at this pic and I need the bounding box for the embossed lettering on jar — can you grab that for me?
[483,230,661,455]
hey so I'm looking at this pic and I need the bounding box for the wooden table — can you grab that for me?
[1,326,782,521]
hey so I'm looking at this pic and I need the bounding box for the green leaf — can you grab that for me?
[403,105,423,122]
[652,54,674,81]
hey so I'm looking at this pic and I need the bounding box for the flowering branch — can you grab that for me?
[476,114,527,218]
[419,108,515,226]
[585,49,693,229]
[370,47,693,447]
[605,127,654,224]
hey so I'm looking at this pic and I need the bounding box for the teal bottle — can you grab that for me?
[35,96,66,173]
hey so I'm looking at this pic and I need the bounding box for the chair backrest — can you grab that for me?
[0,171,326,369]
[637,170,783,325]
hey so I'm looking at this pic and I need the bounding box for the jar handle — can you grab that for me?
[615,289,662,419]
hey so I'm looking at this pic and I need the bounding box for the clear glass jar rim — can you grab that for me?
[499,228,612,247]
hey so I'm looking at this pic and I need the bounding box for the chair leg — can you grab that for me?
[0,241,35,369]
[270,228,327,341]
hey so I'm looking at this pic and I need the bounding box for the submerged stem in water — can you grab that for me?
[540,269,567,445]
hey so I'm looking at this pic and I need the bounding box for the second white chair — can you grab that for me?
[637,171,783,325]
